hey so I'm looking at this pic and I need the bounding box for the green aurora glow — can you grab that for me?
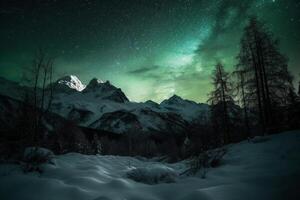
[0,0,300,102]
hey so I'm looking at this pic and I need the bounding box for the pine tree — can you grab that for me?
[298,79,300,96]
[286,87,300,129]
[237,17,294,134]
[208,62,233,144]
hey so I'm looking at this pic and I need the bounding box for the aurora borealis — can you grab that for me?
[1,0,300,103]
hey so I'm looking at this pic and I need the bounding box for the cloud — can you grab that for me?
[125,0,258,102]
[195,0,256,59]
[127,65,160,75]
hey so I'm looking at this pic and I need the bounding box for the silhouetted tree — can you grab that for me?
[298,77,300,96]
[286,87,300,129]
[22,49,55,146]
[208,62,234,144]
[232,69,251,138]
[237,17,294,134]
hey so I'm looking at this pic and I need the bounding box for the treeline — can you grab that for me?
[185,17,300,156]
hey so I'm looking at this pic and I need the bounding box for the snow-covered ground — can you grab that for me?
[0,130,300,200]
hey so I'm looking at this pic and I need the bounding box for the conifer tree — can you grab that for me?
[208,62,233,144]
[237,17,294,133]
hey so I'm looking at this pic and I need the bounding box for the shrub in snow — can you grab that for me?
[126,165,178,184]
[188,152,209,178]
[22,147,55,173]
[210,148,227,168]
[250,136,269,143]
[185,148,226,178]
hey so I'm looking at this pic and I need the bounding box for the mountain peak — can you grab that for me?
[55,75,86,92]
[160,94,187,106]
[83,78,129,103]
[168,94,182,101]
[166,94,201,105]
[145,100,159,107]
[85,78,113,90]
[89,78,105,85]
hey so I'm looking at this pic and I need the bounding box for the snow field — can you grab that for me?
[0,130,299,200]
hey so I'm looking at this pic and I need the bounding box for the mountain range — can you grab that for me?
[0,75,210,135]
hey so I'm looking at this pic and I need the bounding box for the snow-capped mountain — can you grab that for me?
[83,78,129,103]
[160,95,210,123]
[51,76,128,102]
[0,76,210,135]
[52,75,86,93]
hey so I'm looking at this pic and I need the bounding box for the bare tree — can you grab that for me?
[22,49,55,146]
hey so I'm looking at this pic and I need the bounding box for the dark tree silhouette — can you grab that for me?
[208,62,233,144]
[237,17,294,134]
[232,69,250,138]
[22,49,55,146]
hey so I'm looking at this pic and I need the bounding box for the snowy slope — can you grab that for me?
[160,95,210,123]
[0,77,27,101]
[0,130,299,200]
[82,78,129,103]
[51,75,86,92]
[90,107,188,134]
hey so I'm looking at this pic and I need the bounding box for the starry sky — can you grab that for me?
[1,0,300,103]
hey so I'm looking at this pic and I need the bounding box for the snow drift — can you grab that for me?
[126,165,178,184]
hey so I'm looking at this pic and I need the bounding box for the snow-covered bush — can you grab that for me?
[185,148,226,178]
[126,165,178,184]
[250,136,269,143]
[22,147,55,173]
[210,148,227,167]
[188,152,209,178]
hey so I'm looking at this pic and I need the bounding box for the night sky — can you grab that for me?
[1,0,300,103]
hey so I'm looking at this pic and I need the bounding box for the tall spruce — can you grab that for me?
[208,62,233,144]
[237,17,294,134]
